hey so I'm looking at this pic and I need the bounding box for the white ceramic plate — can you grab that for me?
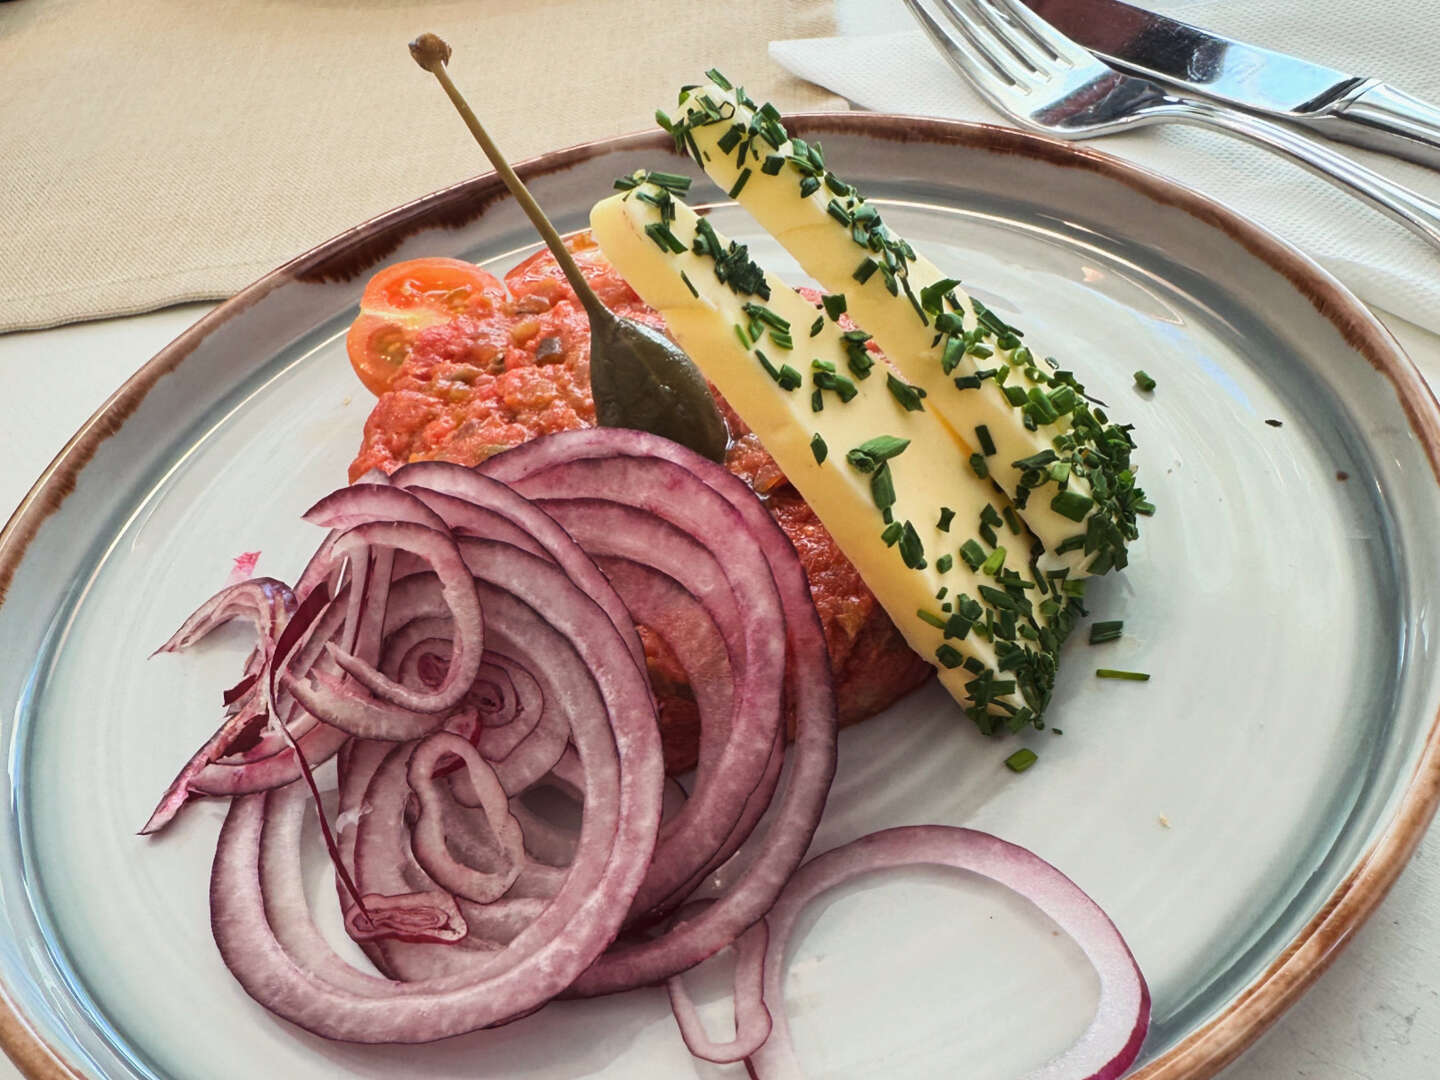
[2,116,1439,1080]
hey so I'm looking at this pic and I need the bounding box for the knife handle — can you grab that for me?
[1307,80,1440,170]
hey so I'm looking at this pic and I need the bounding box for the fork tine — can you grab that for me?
[934,0,1043,87]
[899,0,1026,96]
[962,0,1056,74]
[988,0,1096,67]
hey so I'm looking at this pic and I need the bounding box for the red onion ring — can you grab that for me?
[407,733,525,904]
[484,429,837,996]
[742,826,1150,1080]
[209,536,663,1041]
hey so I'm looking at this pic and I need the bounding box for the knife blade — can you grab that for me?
[1024,0,1440,169]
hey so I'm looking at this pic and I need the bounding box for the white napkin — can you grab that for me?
[773,0,1440,334]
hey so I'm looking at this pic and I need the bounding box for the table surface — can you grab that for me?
[3,302,1440,1078]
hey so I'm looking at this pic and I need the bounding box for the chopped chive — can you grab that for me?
[798,175,821,198]
[822,293,847,320]
[813,369,859,402]
[1050,490,1095,522]
[937,507,956,532]
[810,315,824,337]
[679,270,699,298]
[936,553,954,574]
[917,609,948,630]
[1135,500,1157,516]
[826,198,852,226]
[704,68,733,90]
[887,373,927,412]
[935,644,965,669]
[1055,534,1085,554]
[1089,620,1124,644]
[644,222,687,254]
[934,311,964,335]
[920,278,963,315]
[728,169,753,199]
[979,546,1006,576]
[975,425,996,456]
[777,364,802,391]
[857,435,910,462]
[1134,370,1157,392]
[1002,506,1021,535]
[1013,450,1057,471]
[717,125,743,153]
[941,338,968,376]
[880,520,904,546]
[1265,418,1283,428]
[733,323,752,349]
[1004,748,1038,773]
[960,539,986,570]
[761,154,785,176]
[969,453,989,479]
[853,258,879,284]
[870,462,896,512]
[1097,668,1150,681]
[1004,385,1029,407]
[824,172,851,196]
[646,171,692,192]
[810,433,827,464]
[898,521,926,569]
[810,389,823,413]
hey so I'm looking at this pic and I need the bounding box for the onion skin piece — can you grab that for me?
[744,826,1150,1080]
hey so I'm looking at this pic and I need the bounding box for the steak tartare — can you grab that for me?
[348,234,932,771]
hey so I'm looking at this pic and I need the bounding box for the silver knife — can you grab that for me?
[1025,0,1440,169]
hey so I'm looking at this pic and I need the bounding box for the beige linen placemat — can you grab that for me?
[0,0,842,332]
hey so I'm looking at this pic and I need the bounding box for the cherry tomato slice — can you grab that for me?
[346,258,507,396]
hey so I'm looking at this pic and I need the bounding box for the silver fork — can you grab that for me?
[902,0,1440,250]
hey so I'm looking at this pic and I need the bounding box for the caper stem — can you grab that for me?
[411,35,610,323]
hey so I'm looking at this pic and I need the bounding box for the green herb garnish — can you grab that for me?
[887,373,927,412]
[1004,748,1038,773]
[1088,620,1124,644]
[1097,668,1150,681]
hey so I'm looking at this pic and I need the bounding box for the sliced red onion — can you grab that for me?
[665,907,772,1064]
[301,482,448,534]
[408,733,525,904]
[209,536,664,1042]
[744,826,1150,1080]
[284,521,483,737]
[345,890,468,946]
[504,472,787,925]
[391,461,646,673]
[152,577,294,658]
[484,430,837,996]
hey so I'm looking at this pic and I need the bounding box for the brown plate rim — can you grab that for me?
[2,112,1438,1080]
